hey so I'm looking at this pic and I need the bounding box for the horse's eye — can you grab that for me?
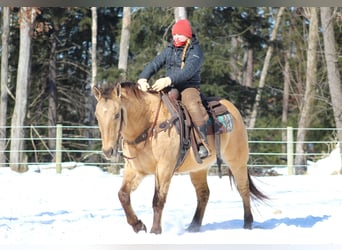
[114,113,120,119]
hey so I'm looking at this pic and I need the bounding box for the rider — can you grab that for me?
[137,18,209,159]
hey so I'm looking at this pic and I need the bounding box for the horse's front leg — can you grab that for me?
[187,169,210,232]
[118,167,147,233]
[150,169,173,234]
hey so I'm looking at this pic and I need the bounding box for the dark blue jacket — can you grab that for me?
[139,35,204,92]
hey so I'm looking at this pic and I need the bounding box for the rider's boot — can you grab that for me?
[197,124,210,159]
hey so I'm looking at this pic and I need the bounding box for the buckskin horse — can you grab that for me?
[93,82,267,234]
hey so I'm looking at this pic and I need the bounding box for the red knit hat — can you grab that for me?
[172,19,192,38]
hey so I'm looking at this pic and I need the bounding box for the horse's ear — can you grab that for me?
[93,86,101,101]
[114,83,122,98]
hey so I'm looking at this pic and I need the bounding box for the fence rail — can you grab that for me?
[0,125,341,175]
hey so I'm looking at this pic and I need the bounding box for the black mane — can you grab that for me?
[99,81,143,99]
[120,81,143,98]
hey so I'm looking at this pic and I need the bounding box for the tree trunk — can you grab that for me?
[9,7,37,172]
[118,7,131,81]
[281,49,290,153]
[85,6,97,124]
[47,33,57,160]
[320,7,342,172]
[248,7,285,128]
[294,7,318,174]
[243,47,253,87]
[91,7,97,89]
[230,36,241,83]
[82,7,98,164]
[0,7,10,167]
[174,7,187,21]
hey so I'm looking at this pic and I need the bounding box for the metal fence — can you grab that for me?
[0,125,341,175]
[247,127,341,175]
[0,125,109,172]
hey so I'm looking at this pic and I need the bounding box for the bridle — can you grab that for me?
[116,92,163,159]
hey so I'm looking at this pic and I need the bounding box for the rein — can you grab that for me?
[117,109,135,160]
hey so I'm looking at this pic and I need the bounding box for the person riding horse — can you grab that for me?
[137,19,209,159]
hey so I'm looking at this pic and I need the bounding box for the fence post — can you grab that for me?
[56,124,62,174]
[287,126,294,175]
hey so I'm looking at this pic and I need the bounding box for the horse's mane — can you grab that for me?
[100,85,115,99]
[99,81,144,99]
[120,81,142,98]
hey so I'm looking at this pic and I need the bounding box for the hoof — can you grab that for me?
[150,227,162,234]
[243,223,252,230]
[133,220,147,233]
[186,224,201,233]
[244,214,253,229]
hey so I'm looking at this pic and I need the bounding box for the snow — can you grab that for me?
[0,149,341,247]
[307,145,342,175]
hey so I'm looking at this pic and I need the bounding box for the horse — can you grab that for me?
[93,82,267,234]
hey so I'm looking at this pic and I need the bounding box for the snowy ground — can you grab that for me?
[0,166,341,246]
[0,147,341,249]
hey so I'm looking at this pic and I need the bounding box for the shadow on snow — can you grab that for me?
[199,215,330,231]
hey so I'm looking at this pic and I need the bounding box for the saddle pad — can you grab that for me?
[218,112,233,132]
[208,112,233,134]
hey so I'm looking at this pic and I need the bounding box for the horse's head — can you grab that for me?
[93,85,122,161]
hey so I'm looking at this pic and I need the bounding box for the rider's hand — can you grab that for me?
[137,78,149,92]
[151,77,172,92]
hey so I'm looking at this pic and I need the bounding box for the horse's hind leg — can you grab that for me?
[118,167,147,233]
[187,169,210,232]
[228,164,254,229]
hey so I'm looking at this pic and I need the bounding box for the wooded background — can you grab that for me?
[0,7,341,173]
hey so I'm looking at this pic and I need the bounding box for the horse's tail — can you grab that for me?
[247,172,269,202]
[227,169,269,203]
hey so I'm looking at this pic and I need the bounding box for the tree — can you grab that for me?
[174,7,187,21]
[248,7,285,128]
[91,7,97,89]
[46,29,57,160]
[0,7,10,167]
[242,43,254,88]
[281,48,291,152]
[0,7,340,171]
[118,7,131,81]
[9,7,38,172]
[128,7,174,80]
[81,6,98,163]
[294,7,319,174]
[320,7,342,170]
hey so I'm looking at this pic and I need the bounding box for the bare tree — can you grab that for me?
[294,7,319,174]
[320,7,342,171]
[87,6,98,126]
[46,33,57,159]
[118,7,131,81]
[9,7,38,172]
[81,7,98,164]
[248,7,285,128]
[0,7,10,167]
[281,49,291,153]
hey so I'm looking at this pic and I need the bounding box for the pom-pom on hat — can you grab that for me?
[172,19,193,38]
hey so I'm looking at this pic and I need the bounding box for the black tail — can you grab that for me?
[247,173,269,202]
[227,169,269,203]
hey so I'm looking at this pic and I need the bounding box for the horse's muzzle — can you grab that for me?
[102,146,119,161]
